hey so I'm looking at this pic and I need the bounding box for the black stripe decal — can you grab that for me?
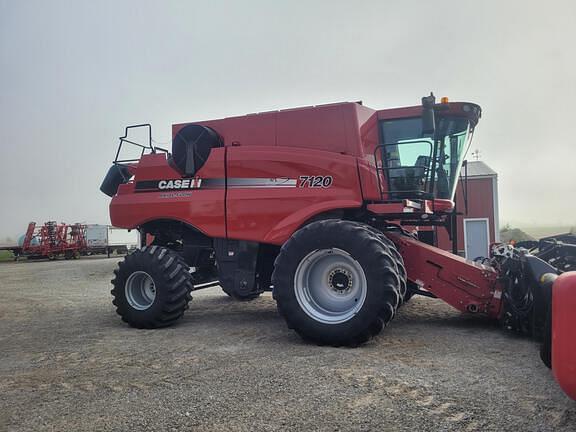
[134,178,296,192]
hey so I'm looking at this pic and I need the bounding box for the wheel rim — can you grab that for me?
[294,248,367,324]
[125,271,156,311]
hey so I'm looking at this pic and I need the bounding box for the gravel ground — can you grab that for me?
[0,257,574,431]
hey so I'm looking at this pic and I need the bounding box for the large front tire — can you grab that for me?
[362,226,408,304]
[272,220,402,346]
[111,246,193,328]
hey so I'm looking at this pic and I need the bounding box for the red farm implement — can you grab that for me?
[17,221,87,260]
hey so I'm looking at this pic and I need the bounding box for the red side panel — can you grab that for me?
[110,151,226,238]
[355,106,383,200]
[276,105,350,153]
[174,112,277,148]
[357,158,383,201]
[173,102,366,156]
[226,146,363,244]
[552,272,576,400]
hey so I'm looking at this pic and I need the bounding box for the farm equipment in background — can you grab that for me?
[100,94,576,400]
[0,223,139,261]
[85,224,139,257]
[516,233,576,273]
[14,221,87,260]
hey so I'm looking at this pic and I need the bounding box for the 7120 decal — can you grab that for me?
[298,176,333,188]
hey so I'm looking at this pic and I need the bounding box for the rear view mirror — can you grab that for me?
[421,93,436,135]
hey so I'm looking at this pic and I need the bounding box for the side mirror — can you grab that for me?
[421,92,436,135]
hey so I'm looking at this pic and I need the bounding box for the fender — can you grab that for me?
[262,200,361,245]
[552,272,576,400]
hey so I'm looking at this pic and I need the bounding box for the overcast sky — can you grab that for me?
[1,0,575,239]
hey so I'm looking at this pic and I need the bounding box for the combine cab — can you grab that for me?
[100,95,576,400]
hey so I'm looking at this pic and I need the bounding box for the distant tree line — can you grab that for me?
[500,224,575,243]
[500,224,535,243]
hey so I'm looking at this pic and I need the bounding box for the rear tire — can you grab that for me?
[272,220,402,346]
[111,246,193,328]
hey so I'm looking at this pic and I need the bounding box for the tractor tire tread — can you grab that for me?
[111,246,193,329]
[272,219,401,347]
[361,225,408,303]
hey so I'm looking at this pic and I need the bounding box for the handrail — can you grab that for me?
[113,124,155,165]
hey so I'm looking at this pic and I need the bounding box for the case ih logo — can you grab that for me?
[158,178,202,190]
[135,178,203,192]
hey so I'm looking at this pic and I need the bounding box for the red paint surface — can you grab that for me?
[110,151,227,239]
[112,101,481,244]
[437,176,496,252]
[226,146,363,244]
[387,233,502,318]
[552,272,576,400]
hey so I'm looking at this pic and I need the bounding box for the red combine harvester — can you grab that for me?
[100,95,576,400]
[15,222,87,260]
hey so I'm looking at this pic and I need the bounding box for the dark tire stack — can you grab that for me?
[111,246,194,328]
[272,219,403,346]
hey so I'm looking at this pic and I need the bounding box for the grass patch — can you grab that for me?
[0,250,15,262]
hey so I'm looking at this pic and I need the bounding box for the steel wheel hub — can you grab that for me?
[294,248,367,324]
[125,271,156,311]
[328,269,353,293]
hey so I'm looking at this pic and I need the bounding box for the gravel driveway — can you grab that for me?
[0,257,574,431]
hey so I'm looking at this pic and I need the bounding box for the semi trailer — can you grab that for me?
[85,224,139,256]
